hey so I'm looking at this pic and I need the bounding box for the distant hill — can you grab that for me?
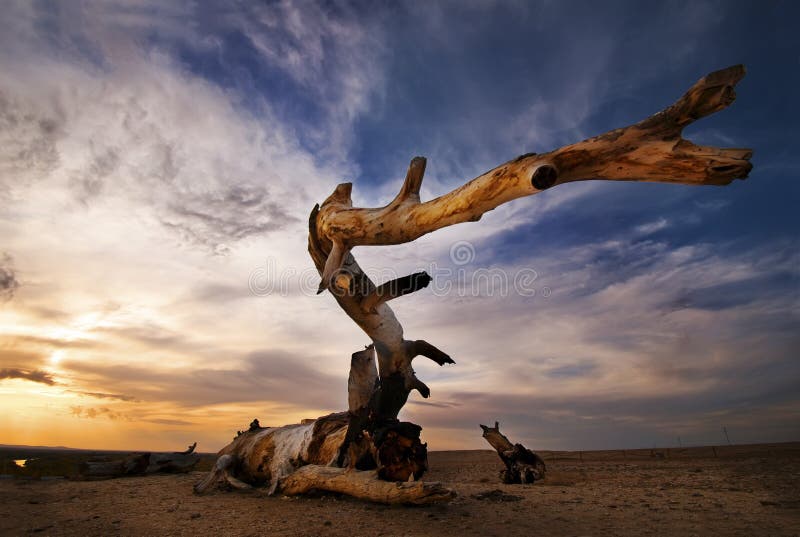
[0,444,82,451]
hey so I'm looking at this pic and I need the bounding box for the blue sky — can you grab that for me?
[0,0,797,451]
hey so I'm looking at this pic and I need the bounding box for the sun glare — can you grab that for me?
[49,350,65,365]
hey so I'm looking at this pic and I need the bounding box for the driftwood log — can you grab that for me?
[200,65,752,501]
[80,443,199,479]
[280,466,455,505]
[194,349,451,504]
[480,422,546,484]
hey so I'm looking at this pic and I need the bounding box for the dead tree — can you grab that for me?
[198,66,752,502]
[194,348,453,504]
[480,422,546,484]
[80,443,199,479]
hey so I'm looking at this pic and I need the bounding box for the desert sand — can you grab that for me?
[1,445,798,536]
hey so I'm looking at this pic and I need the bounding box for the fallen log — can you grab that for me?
[480,422,546,484]
[79,443,200,479]
[193,413,450,504]
[193,350,448,503]
[280,466,455,505]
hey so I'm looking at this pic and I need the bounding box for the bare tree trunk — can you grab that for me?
[199,66,752,502]
[309,65,752,473]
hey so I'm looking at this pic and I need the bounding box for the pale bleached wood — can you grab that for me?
[315,65,752,252]
[195,353,431,496]
[279,465,455,505]
[310,65,752,430]
[199,65,754,503]
[201,66,753,504]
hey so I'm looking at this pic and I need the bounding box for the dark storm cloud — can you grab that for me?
[0,368,55,385]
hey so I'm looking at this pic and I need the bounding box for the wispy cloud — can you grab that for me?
[0,1,795,452]
[0,368,55,385]
[68,390,139,402]
[70,406,127,420]
[62,350,345,411]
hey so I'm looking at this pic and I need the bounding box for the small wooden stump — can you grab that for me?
[480,422,546,484]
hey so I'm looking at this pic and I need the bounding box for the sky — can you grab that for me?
[1,0,798,452]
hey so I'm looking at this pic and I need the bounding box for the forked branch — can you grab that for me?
[308,64,752,448]
[315,65,752,256]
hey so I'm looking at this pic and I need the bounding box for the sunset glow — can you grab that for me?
[1,1,798,454]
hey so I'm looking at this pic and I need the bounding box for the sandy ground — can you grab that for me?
[1,447,799,536]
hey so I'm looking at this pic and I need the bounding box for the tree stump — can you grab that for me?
[481,422,546,484]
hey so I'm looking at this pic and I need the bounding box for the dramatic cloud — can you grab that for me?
[63,350,345,411]
[0,368,55,386]
[0,1,796,451]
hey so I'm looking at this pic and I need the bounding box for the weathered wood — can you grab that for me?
[204,66,753,503]
[315,66,751,251]
[361,271,433,313]
[80,446,200,479]
[480,422,546,484]
[195,347,436,499]
[348,345,379,413]
[279,465,455,505]
[309,66,753,450]
[194,414,443,503]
